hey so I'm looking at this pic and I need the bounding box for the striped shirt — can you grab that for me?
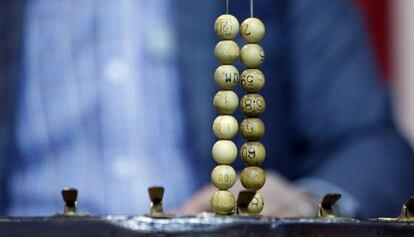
[9,0,196,215]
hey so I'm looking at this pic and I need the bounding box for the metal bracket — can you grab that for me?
[61,188,81,216]
[374,196,414,222]
[145,186,174,218]
[318,193,342,219]
[398,196,414,221]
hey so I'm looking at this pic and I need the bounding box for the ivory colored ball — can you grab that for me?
[241,69,265,93]
[240,18,266,43]
[212,140,238,165]
[240,118,265,141]
[240,142,266,166]
[215,14,240,40]
[246,192,264,215]
[240,44,265,68]
[215,40,240,65]
[211,190,235,215]
[240,166,266,191]
[211,165,237,190]
[240,94,266,117]
[214,91,239,115]
[214,65,239,90]
[213,115,239,139]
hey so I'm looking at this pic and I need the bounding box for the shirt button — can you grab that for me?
[104,59,131,84]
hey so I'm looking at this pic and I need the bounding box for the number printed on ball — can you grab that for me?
[211,190,235,215]
[246,192,264,215]
[215,14,240,40]
[211,165,237,190]
[214,65,239,90]
[215,40,240,65]
[241,69,265,93]
[240,118,265,141]
[240,142,266,166]
[240,44,265,68]
[240,18,266,43]
[240,94,266,117]
[214,90,239,115]
[213,115,239,139]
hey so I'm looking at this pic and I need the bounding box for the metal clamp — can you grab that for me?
[145,186,174,218]
[318,193,348,219]
[61,188,78,216]
[398,196,414,221]
[236,191,256,216]
[374,196,414,222]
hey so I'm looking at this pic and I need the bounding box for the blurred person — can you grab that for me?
[393,0,414,146]
[0,0,413,218]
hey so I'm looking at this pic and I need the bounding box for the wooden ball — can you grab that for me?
[241,69,265,93]
[240,94,266,117]
[240,18,265,43]
[240,44,265,68]
[213,115,239,139]
[240,166,266,191]
[211,165,237,190]
[214,65,239,90]
[214,91,239,115]
[211,190,235,215]
[212,140,238,165]
[215,14,240,40]
[215,40,240,65]
[240,118,265,141]
[240,142,266,166]
[246,192,264,215]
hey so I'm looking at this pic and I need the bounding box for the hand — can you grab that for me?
[178,170,319,217]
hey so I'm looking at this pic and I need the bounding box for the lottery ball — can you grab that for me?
[215,40,240,65]
[246,192,264,215]
[240,166,266,191]
[214,65,239,90]
[215,14,240,40]
[240,142,266,166]
[240,69,265,93]
[213,115,239,139]
[211,165,237,190]
[214,90,239,115]
[212,140,238,165]
[240,17,265,43]
[240,118,265,141]
[240,44,264,68]
[211,190,236,215]
[240,93,266,117]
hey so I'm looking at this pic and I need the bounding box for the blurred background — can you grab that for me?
[392,0,414,147]
[357,0,414,146]
[1,0,414,217]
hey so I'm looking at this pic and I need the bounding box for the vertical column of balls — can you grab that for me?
[210,14,240,215]
[238,17,266,215]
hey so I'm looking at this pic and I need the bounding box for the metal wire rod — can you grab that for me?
[226,0,229,14]
[250,0,254,17]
